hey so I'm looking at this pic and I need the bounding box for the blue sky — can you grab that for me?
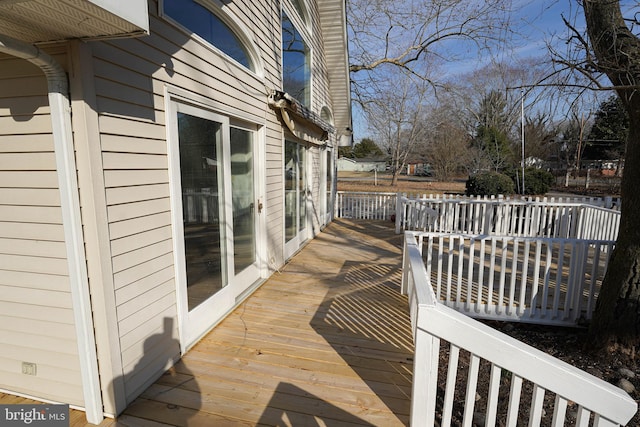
[350,0,591,141]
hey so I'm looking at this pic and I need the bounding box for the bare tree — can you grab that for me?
[347,0,514,106]
[554,108,592,185]
[521,113,558,164]
[366,75,430,186]
[423,108,471,181]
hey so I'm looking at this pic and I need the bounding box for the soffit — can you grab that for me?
[317,0,352,140]
[0,0,148,44]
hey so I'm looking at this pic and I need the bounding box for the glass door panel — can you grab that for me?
[298,145,306,233]
[326,148,332,223]
[230,127,256,273]
[285,141,297,242]
[177,112,227,311]
[284,140,308,258]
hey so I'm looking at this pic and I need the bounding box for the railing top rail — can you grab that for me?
[336,190,397,196]
[408,230,617,245]
[404,231,636,424]
[400,195,620,212]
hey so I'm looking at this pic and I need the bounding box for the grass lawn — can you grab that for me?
[337,171,466,195]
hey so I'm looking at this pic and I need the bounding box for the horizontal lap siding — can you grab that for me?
[0,53,83,405]
[303,0,334,235]
[92,0,285,403]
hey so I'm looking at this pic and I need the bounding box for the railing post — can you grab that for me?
[395,192,402,234]
[411,311,439,427]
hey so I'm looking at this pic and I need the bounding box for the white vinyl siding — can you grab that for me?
[0,52,83,406]
[85,0,338,406]
[281,0,336,249]
[88,0,278,403]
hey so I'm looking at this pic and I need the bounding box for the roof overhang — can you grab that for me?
[0,0,149,44]
[318,0,352,147]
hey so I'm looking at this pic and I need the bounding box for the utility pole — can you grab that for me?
[521,89,525,195]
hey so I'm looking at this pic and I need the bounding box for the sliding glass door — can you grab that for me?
[169,100,262,347]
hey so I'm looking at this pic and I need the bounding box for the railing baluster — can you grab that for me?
[462,354,481,427]
[551,395,568,427]
[529,384,546,426]
[508,239,519,316]
[530,241,542,319]
[572,242,586,322]
[476,238,486,313]
[593,414,620,427]
[487,238,497,314]
[437,235,444,300]
[446,236,454,303]
[426,234,434,296]
[518,239,530,317]
[456,236,464,306]
[485,363,502,426]
[442,344,460,427]
[552,241,565,319]
[506,374,523,427]
[587,243,601,319]
[541,242,552,318]
[467,237,475,312]
[564,241,577,320]
[498,238,508,315]
[575,406,591,427]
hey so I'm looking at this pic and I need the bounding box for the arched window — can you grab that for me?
[164,0,254,72]
[321,106,334,124]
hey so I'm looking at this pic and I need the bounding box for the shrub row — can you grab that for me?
[465,168,554,196]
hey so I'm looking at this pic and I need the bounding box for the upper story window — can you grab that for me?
[282,10,310,107]
[321,106,334,124]
[291,0,308,26]
[164,0,254,71]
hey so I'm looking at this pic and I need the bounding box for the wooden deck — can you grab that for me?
[2,219,413,426]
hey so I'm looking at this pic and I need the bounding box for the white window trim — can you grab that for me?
[159,0,265,78]
[166,85,264,126]
[287,0,312,34]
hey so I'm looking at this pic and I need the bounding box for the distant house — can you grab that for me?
[0,0,351,424]
[337,156,387,172]
[405,160,431,176]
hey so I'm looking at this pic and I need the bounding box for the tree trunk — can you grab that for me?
[583,0,640,347]
[391,169,399,186]
[590,121,640,346]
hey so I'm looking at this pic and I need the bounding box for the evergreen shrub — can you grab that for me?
[465,171,515,196]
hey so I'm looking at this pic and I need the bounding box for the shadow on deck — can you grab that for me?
[117,218,412,426]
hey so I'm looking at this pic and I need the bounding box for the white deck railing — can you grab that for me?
[413,232,615,326]
[396,195,621,241]
[335,191,397,220]
[333,192,621,237]
[402,232,637,427]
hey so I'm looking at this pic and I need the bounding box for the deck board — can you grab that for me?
[0,219,412,426]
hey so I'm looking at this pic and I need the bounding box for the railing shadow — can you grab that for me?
[307,221,414,425]
[256,382,375,426]
[114,317,201,426]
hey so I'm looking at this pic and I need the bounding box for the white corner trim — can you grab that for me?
[0,35,103,424]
